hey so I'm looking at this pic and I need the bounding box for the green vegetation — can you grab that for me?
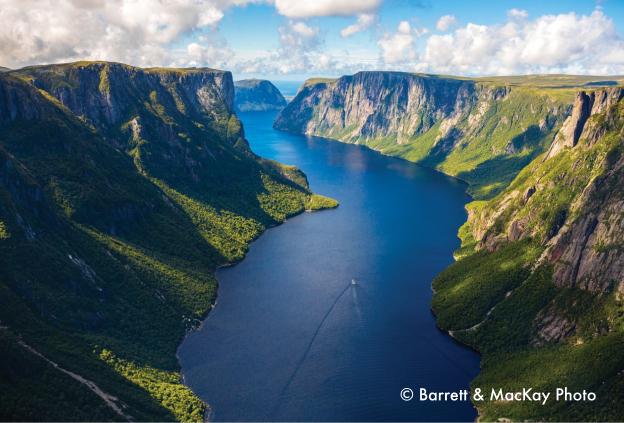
[433,240,541,329]
[474,74,624,88]
[0,220,8,239]
[303,77,337,87]
[280,71,624,420]
[435,252,624,421]
[98,64,110,96]
[380,86,571,199]
[466,99,624,253]
[284,73,585,200]
[99,349,205,422]
[432,90,624,420]
[0,330,123,422]
[305,194,339,211]
[0,63,336,421]
[234,79,287,112]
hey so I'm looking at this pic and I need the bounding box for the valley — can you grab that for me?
[275,71,624,421]
[0,62,335,421]
[1,63,622,422]
[178,109,479,421]
[2,1,624,422]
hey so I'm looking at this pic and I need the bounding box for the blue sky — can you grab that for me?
[1,0,623,80]
[222,0,617,53]
[220,0,624,79]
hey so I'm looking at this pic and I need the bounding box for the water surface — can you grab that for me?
[271,80,301,101]
[178,110,480,421]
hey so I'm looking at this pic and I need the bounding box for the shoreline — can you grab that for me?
[175,196,337,421]
[272,126,473,191]
[178,122,478,422]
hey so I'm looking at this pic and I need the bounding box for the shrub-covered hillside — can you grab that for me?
[0,62,334,421]
[432,88,624,421]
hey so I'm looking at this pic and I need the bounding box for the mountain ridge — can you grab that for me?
[0,62,335,421]
[274,71,583,199]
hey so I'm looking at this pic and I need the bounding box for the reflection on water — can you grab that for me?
[178,110,480,421]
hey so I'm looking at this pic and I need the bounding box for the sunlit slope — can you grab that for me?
[275,71,624,199]
[433,87,624,421]
[0,63,332,421]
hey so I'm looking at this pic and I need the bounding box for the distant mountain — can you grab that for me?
[0,66,10,72]
[274,72,579,199]
[275,72,624,199]
[0,62,335,421]
[273,70,624,421]
[234,79,287,112]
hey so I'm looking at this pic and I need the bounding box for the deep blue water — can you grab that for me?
[178,110,480,421]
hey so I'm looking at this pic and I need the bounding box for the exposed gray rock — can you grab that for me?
[274,72,481,144]
[507,218,528,242]
[17,63,234,130]
[533,308,576,345]
[546,88,624,158]
[546,153,624,292]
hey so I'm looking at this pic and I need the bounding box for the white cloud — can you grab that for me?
[289,21,319,38]
[274,0,381,18]
[0,0,255,68]
[415,10,624,75]
[2,1,624,77]
[340,13,376,37]
[507,8,528,19]
[397,21,411,34]
[378,20,425,65]
[279,21,320,49]
[185,38,234,67]
[436,14,457,31]
[235,20,330,74]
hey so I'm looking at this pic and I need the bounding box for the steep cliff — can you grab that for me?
[464,88,624,292]
[234,79,287,112]
[275,71,572,198]
[433,87,624,421]
[0,62,332,421]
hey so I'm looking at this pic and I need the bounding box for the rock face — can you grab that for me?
[466,88,624,294]
[18,62,234,137]
[0,75,48,121]
[275,71,478,143]
[546,89,624,158]
[277,70,623,294]
[12,62,263,195]
[547,150,624,292]
[234,79,286,112]
[430,85,624,422]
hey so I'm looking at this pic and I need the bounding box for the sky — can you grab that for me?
[1,0,624,80]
